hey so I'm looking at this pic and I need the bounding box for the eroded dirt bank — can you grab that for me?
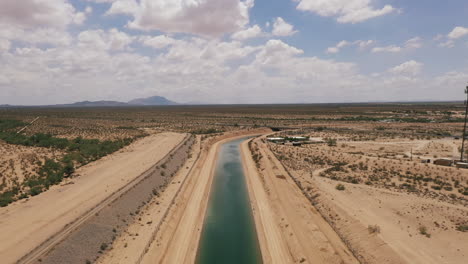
[0,133,188,264]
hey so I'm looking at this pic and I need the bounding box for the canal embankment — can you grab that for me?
[241,136,359,264]
[141,129,270,264]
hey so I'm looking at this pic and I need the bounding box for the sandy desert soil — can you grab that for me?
[312,176,468,264]
[0,132,185,264]
[268,131,468,264]
[0,142,64,189]
[140,129,270,264]
[243,137,359,264]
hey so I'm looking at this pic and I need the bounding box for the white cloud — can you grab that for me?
[370,37,421,53]
[294,0,396,23]
[405,37,422,49]
[0,28,462,105]
[272,17,297,36]
[389,60,423,76]
[357,40,374,49]
[326,39,374,53]
[85,6,93,14]
[139,35,177,49]
[448,26,468,39]
[0,26,72,46]
[231,25,262,40]
[78,29,134,51]
[326,47,339,54]
[106,0,254,37]
[0,0,85,29]
[372,45,401,53]
[436,26,468,48]
[0,39,11,52]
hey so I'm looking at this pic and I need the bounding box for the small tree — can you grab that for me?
[327,138,337,147]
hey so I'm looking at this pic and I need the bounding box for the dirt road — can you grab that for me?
[243,137,359,264]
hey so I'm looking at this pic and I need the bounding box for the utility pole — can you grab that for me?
[16,116,40,134]
[461,85,468,162]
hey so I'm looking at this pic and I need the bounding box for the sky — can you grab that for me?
[0,0,468,105]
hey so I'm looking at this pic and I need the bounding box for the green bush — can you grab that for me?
[0,119,26,131]
[336,184,345,191]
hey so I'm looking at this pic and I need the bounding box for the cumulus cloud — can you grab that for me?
[404,37,422,49]
[231,25,262,40]
[139,35,177,49]
[0,0,86,29]
[78,28,134,51]
[326,39,374,53]
[0,26,72,46]
[0,39,11,52]
[272,17,297,36]
[435,26,468,48]
[294,0,396,23]
[371,37,422,53]
[438,26,468,48]
[388,60,423,76]
[448,26,468,39]
[106,0,254,37]
[372,45,401,53]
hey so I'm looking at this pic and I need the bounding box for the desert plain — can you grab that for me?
[0,103,467,264]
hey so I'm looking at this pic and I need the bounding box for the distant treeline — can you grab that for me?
[0,119,138,207]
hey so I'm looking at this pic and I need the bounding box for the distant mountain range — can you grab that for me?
[1,96,178,107]
[128,96,177,106]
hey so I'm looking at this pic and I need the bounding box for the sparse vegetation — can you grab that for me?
[368,224,381,234]
[456,224,468,232]
[419,226,431,238]
[336,184,345,191]
[100,242,108,251]
[0,119,138,206]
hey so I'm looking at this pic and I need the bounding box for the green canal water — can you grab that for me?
[195,137,262,264]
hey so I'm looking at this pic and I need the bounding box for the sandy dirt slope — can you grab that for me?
[245,137,358,264]
[98,136,202,264]
[312,176,468,264]
[0,132,185,264]
[241,140,294,264]
[141,129,270,264]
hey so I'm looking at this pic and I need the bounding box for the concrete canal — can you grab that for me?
[196,137,262,264]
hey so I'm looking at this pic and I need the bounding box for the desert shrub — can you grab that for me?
[0,119,26,131]
[100,243,108,251]
[456,224,468,232]
[336,184,345,191]
[326,138,337,147]
[190,128,221,134]
[368,224,381,234]
[29,186,43,196]
[0,191,15,207]
[419,226,431,238]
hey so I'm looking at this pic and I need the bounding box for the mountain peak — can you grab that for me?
[128,96,177,106]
